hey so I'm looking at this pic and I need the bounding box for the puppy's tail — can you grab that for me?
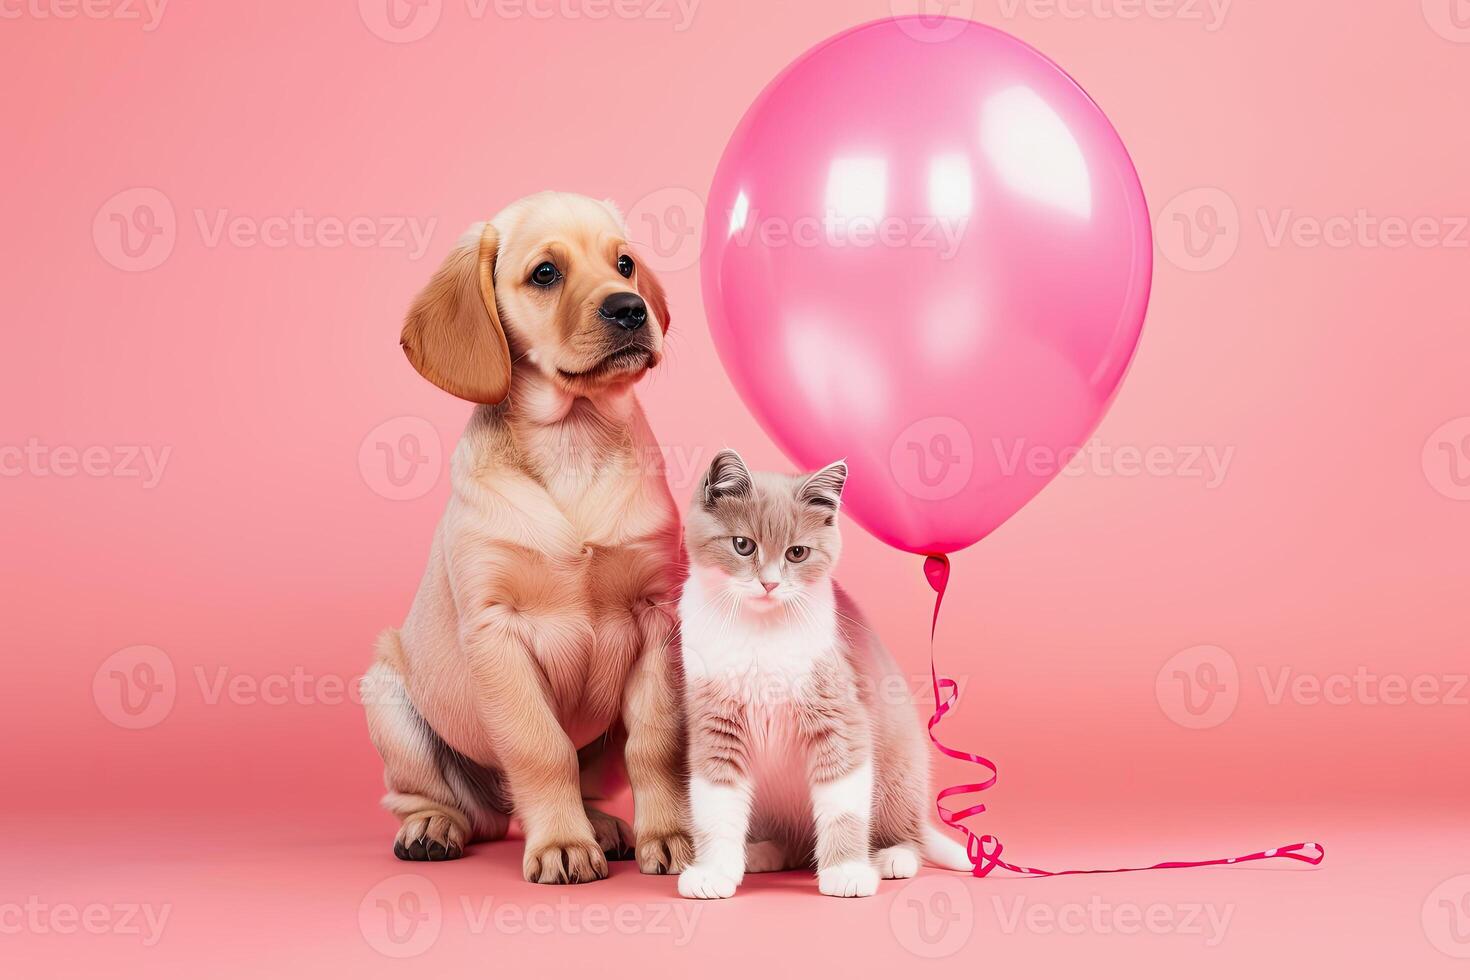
[923,825,974,872]
[373,628,407,670]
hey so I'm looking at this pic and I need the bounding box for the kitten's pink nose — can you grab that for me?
[760,581,779,594]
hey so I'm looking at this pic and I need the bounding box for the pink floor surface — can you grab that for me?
[8,808,1466,977]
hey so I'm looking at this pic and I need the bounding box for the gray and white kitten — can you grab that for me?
[676,451,969,899]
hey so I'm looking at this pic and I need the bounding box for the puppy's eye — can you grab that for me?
[731,536,756,557]
[530,262,561,287]
[617,255,635,278]
[785,546,809,563]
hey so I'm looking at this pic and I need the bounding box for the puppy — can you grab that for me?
[364,192,691,884]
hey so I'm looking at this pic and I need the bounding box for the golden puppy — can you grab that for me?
[363,192,691,884]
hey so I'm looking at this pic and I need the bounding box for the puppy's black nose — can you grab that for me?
[598,292,647,331]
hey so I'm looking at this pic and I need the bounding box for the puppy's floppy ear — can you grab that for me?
[636,260,672,334]
[400,222,512,404]
[702,449,752,507]
[800,460,848,511]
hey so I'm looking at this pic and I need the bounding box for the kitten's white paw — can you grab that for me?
[876,845,921,880]
[745,840,788,874]
[679,863,742,900]
[818,861,880,898]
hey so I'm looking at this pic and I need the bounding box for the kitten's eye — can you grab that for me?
[785,546,809,563]
[617,255,635,278]
[731,536,756,557]
[530,262,561,287]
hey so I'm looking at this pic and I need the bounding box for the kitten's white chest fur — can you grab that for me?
[678,569,839,690]
[679,569,842,821]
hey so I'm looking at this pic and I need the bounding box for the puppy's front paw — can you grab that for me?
[818,861,880,898]
[636,829,694,875]
[678,863,741,900]
[522,837,609,885]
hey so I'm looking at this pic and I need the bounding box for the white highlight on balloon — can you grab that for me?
[927,153,974,221]
[824,157,888,236]
[980,86,1092,219]
[728,190,751,238]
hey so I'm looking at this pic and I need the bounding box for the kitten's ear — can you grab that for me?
[800,460,848,511]
[702,449,753,507]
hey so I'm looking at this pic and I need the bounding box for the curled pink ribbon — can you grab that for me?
[923,553,1325,878]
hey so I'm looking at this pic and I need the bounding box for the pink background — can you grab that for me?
[3,1,1468,975]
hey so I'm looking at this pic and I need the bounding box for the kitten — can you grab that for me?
[675,451,969,899]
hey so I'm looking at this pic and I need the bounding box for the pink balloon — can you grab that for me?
[702,18,1152,555]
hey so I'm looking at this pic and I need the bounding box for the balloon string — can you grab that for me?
[921,553,1325,877]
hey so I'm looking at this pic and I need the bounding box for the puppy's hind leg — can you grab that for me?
[364,632,509,861]
[578,735,636,861]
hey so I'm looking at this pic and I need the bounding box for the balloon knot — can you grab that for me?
[924,554,950,594]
